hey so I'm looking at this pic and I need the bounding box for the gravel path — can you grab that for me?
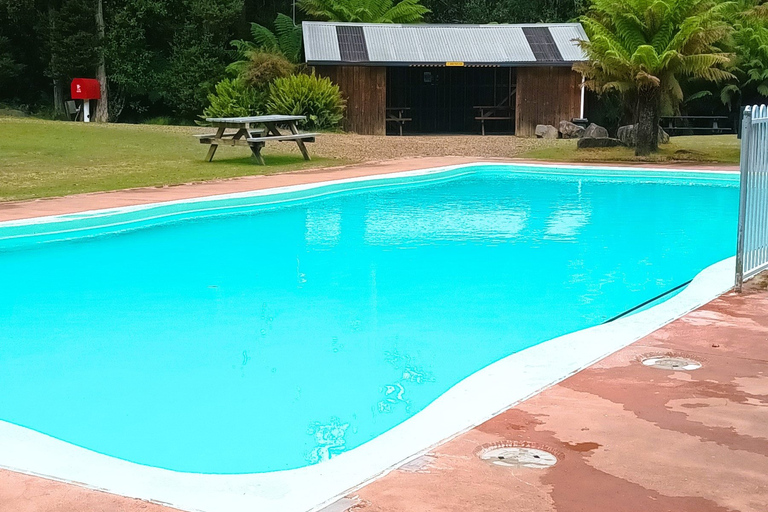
[298,133,561,161]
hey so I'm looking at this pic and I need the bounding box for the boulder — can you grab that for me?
[559,120,585,139]
[617,125,636,146]
[583,123,609,139]
[577,137,626,149]
[617,124,671,147]
[535,124,559,139]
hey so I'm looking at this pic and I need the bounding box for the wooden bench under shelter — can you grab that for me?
[660,116,734,135]
[200,115,318,164]
[474,89,516,135]
[386,107,412,136]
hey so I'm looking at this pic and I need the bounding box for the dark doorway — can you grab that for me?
[386,66,516,135]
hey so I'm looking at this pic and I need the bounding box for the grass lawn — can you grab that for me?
[517,134,741,164]
[0,118,343,201]
[0,117,740,202]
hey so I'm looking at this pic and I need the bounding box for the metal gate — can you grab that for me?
[736,105,768,291]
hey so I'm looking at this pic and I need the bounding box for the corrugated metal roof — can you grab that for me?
[303,22,587,66]
[549,24,588,62]
[304,23,341,63]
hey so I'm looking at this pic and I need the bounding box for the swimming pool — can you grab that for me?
[0,164,738,481]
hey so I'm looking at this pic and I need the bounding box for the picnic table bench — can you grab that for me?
[386,107,412,136]
[660,115,734,135]
[474,105,514,136]
[199,115,318,165]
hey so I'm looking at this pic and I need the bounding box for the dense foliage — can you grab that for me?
[1,0,766,127]
[298,0,429,23]
[576,0,734,155]
[267,72,345,129]
[422,0,582,24]
[721,0,768,108]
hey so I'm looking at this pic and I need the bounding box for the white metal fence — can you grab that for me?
[736,104,768,291]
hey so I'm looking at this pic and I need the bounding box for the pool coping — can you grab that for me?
[0,161,740,512]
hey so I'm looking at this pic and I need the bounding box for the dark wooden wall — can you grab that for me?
[315,65,386,135]
[515,67,582,137]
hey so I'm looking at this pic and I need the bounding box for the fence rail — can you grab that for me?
[736,105,768,291]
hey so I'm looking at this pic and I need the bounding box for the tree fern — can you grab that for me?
[576,0,734,154]
[274,14,303,64]
[250,23,280,52]
[229,14,303,68]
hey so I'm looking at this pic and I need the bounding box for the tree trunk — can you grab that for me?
[94,0,109,123]
[53,79,65,119]
[49,5,65,119]
[635,86,661,156]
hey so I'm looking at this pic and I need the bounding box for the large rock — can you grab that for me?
[577,137,625,149]
[617,125,636,146]
[617,125,671,147]
[535,124,559,139]
[583,123,609,139]
[559,120,585,139]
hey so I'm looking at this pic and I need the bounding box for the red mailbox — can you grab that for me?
[70,78,101,122]
[71,78,101,100]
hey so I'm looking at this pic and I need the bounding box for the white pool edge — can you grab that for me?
[0,163,739,512]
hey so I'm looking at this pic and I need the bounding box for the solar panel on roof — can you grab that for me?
[522,27,563,63]
[336,26,369,62]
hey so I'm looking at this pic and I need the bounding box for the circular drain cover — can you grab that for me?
[642,356,701,371]
[478,446,557,468]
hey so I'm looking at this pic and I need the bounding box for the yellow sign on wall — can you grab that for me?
[445,61,465,67]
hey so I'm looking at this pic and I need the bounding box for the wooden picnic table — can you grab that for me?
[474,105,514,136]
[386,107,412,136]
[198,115,318,165]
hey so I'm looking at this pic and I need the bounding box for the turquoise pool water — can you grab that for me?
[0,165,738,474]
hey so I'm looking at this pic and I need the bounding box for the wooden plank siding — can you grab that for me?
[515,67,582,137]
[315,65,386,135]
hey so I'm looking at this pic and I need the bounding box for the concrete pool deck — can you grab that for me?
[4,273,767,512]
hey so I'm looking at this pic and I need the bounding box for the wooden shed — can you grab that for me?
[303,22,588,136]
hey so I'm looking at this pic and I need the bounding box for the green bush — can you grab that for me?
[240,51,295,89]
[202,78,265,119]
[267,73,345,130]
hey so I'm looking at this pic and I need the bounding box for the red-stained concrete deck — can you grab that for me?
[1,158,762,512]
[345,275,768,512]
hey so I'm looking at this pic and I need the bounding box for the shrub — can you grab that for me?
[267,73,345,130]
[202,78,265,119]
[241,51,295,89]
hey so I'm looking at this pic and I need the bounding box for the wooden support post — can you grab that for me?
[264,122,282,137]
[249,141,266,165]
[205,126,226,162]
[289,123,311,161]
[205,144,218,162]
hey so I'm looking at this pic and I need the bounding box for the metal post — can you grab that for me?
[735,106,752,292]
[579,75,586,120]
